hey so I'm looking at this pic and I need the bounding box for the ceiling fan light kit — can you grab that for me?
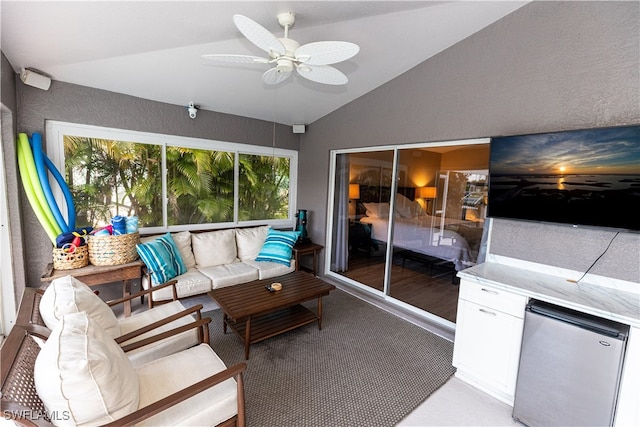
[203,12,359,86]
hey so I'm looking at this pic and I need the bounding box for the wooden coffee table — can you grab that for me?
[209,271,335,359]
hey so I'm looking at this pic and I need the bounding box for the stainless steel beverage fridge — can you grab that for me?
[513,299,629,426]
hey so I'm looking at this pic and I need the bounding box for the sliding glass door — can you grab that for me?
[329,150,395,293]
[326,140,490,325]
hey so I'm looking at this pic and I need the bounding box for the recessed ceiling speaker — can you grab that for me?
[20,68,51,91]
[293,124,306,134]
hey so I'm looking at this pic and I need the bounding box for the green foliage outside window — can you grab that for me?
[64,136,291,228]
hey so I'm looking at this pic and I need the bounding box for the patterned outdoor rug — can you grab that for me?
[206,288,455,427]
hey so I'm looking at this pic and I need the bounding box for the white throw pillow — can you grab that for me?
[235,226,269,261]
[39,275,120,338]
[191,229,237,267]
[395,193,415,218]
[363,202,390,218]
[34,312,139,427]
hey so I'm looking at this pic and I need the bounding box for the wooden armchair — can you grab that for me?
[17,284,211,368]
[1,321,246,427]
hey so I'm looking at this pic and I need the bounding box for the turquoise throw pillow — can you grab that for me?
[255,229,301,266]
[136,233,187,285]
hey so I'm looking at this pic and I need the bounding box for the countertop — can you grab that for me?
[458,261,640,328]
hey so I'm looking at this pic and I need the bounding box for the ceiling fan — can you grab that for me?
[203,13,360,86]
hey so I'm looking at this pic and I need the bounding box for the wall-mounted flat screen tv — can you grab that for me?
[488,125,640,232]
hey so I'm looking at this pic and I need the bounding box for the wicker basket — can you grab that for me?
[52,244,89,270]
[87,232,140,266]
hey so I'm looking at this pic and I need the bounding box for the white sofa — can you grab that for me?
[141,225,296,304]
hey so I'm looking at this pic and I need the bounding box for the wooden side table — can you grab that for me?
[292,242,323,276]
[41,260,144,317]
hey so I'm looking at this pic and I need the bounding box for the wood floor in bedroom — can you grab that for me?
[340,252,460,323]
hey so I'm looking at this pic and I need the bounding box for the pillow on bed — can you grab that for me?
[395,194,415,218]
[363,202,390,218]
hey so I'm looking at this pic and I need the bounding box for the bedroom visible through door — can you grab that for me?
[326,140,490,325]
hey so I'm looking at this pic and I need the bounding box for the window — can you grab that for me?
[47,122,297,232]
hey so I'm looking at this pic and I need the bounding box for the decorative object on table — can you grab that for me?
[295,209,311,244]
[52,227,93,270]
[266,282,282,292]
[111,215,127,235]
[52,243,89,270]
[125,216,139,234]
[16,132,77,244]
[87,216,140,266]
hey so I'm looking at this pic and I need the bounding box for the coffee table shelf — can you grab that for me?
[225,304,318,346]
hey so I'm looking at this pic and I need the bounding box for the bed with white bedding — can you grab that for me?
[358,195,483,271]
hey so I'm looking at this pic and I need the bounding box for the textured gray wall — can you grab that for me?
[298,1,640,283]
[12,81,299,286]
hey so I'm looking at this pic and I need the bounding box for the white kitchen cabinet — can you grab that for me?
[452,279,527,405]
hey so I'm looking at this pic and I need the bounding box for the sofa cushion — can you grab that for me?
[255,229,300,267]
[244,259,296,280]
[137,233,187,285]
[192,229,237,267]
[199,261,259,289]
[39,275,121,339]
[135,344,238,426]
[142,267,212,301]
[34,312,139,427]
[235,226,269,261]
[171,231,197,268]
[118,300,201,367]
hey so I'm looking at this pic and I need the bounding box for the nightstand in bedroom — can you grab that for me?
[293,242,323,276]
[349,221,374,257]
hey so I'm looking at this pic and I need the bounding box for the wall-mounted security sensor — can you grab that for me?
[187,102,199,119]
[292,124,305,134]
[20,68,51,91]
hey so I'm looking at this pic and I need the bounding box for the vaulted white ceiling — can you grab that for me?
[1,1,528,126]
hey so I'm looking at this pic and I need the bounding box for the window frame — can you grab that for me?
[46,121,298,233]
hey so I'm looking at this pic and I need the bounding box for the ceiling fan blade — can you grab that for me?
[233,14,286,56]
[296,64,348,85]
[202,54,269,64]
[295,41,360,65]
[262,67,291,85]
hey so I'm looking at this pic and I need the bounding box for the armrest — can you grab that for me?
[106,279,178,307]
[101,362,247,427]
[15,287,46,327]
[119,317,212,353]
[115,304,206,345]
[140,269,180,308]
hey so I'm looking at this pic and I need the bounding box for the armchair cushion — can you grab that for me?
[255,229,300,267]
[39,275,120,338]
[118,300,201,367]
[137,233,187,285]
[34,311,139,427]
[136,344,238,426]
